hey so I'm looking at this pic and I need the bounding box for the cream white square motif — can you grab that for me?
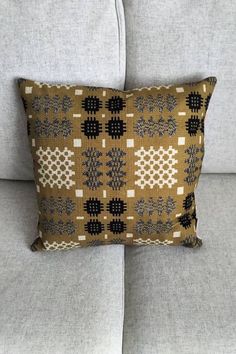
[75,89,83,95]
[127,139,134,148]
[173,231,181,238]
[126,233,133,238]
[177,186,184,195]
[73,139,82,147]
[78,235,86,241]
[178,137,185,146]
[25,86,33,94]
[127,190,135,197]
[176,87,184,93]
[76,189,83,197]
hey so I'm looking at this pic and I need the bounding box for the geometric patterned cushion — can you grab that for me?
[18,77,216,251]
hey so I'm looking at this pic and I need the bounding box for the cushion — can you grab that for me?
[123,0,236,173]
[0,0,125,180]
[122,174,236,354]
[0,181,124,354]
[18,77,216,251]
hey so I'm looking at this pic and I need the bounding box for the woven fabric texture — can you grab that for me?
[19,77,216,251]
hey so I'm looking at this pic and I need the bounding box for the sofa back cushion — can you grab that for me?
[0,0,125,179]
[123,0,236,173]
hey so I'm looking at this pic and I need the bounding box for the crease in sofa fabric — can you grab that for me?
[115,0,126,87]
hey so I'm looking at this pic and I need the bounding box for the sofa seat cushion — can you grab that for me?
[0,181,124,354]
[123,174,236,354]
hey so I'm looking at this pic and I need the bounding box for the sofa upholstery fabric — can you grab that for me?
[123,174,236,354]
[0,181,124,354]
[123,0,236,173]
[0,0,126,180]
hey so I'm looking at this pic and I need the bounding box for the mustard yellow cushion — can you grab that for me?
[19,77,216,251]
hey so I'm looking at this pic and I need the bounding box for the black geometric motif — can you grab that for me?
[105,96,126,113]
[34,117,72,138]
[22,97,28,111]
[60,118,73,137]
[200,118,204,133]
[145,95,155,112]
[82,96,102,114]
[206,77,217,85]
[181,235,202,248]
[107,198,127,216]
[134,198,145,217]
[27,121,31,136]
[185,115,200,136]
[166,94,177,112]
[186,92,203,112]
[108,219,126,234]
[42,95,51,113]
[40,197,75,215]
[156,197,164,216]
[165,196,176,215]
[134,117,146,137]
[155,94,165,112]
[205,94,211,111]
[167,116,177,136]
[105,117,126,139]
[184,145,200,185]
[134,197,176,217]
[31,95,73,114]
[106,148,126,190]
[134,96,145,112]
[88,240,105,247]
[191,208,197,224]
[61,95,73,113]
[51,95,61,113]
[134,116,177,137]
[84,198,103,216]
[85,219,104,235]
[32,96,42,113]
[135,220,173,235]
[134,94,177,113]
[82,148,103,190]
[40,218,76,235]
[145,198,156,216]
[183,193,195,210]
[81,117,102,139]
[178,213,192,229]
[109,238,125,244]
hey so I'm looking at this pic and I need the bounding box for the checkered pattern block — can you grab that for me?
[18,77,216,251]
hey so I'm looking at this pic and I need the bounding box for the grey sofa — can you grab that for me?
[0,1,235,353]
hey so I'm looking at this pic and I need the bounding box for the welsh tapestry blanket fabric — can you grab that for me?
[19,77,216,251]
